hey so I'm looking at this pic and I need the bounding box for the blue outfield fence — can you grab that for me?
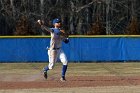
[0,36,140,62]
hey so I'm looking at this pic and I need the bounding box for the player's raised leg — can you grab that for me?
[43,50,58,79]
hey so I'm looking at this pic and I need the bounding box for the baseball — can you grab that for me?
[37,20,40,23]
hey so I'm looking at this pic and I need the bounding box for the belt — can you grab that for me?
[48,48,60,50]
[53,48,60,50]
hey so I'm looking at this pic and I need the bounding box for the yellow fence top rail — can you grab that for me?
[0,35,140,38]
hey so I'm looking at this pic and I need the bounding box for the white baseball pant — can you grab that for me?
[47,49,68,69]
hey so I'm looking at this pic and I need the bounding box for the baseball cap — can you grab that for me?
[52,18,61,25]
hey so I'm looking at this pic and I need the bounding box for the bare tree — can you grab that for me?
[14,16,35,35]
[126,0,139,35]
[0,0,140,35]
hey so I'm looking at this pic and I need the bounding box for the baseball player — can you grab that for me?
[37,18,69,82]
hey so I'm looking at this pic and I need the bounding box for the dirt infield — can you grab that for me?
[0,75,140,89]
[1,63,140,90]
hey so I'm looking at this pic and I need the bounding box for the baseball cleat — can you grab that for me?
[43,71,48,79]
[60,77,66,82]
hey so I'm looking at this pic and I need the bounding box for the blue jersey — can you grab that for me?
[49,28,63,50]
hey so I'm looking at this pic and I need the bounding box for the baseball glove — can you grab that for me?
[63,38,69,44]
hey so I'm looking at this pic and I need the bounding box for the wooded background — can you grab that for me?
[0,0,140,35]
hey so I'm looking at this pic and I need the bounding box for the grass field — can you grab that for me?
[0,62,140,93]
[0,62,140,76]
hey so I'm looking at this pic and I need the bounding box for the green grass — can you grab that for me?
[0,62,140,76]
